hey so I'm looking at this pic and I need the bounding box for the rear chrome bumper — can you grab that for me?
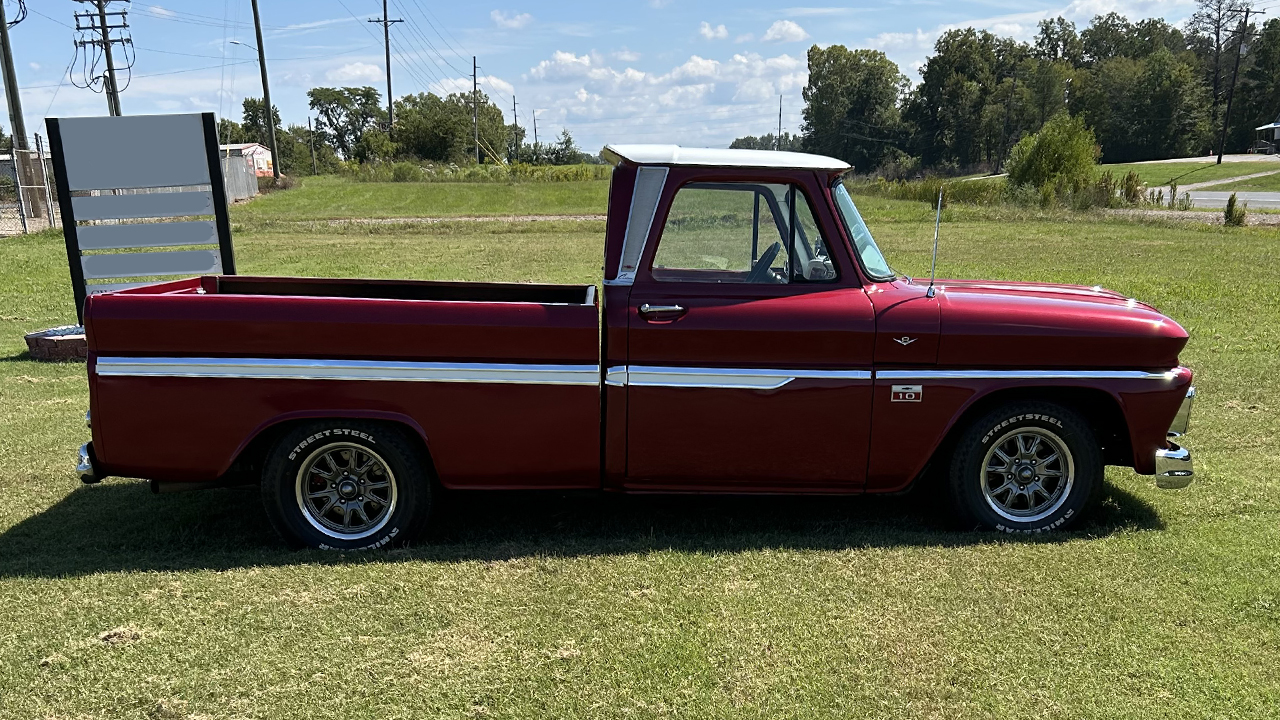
[77,442,102,485]
[1155,386,1195,489]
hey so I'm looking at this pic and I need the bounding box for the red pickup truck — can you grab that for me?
[75,145,1195,549]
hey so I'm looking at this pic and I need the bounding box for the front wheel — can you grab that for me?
[261,421,431,550]
[948,402,1102,534]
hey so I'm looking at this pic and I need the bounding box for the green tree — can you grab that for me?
[394,92,472,162]
[277,123,341,175]
[546,129,586,165]
[307,86,386,159]
[241,97,281,148]
[729,132,803,151]
[217,117,248,146]
[1075,49,1210,162]
[1034,17,1084,66]
[903,29,1027,168]
[1186,0,1250,134]
[801,44,906,171]
[1236,18,1280,152]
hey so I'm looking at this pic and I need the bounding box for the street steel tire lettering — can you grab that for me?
[262,421,431,550]
[949,402,1102,534]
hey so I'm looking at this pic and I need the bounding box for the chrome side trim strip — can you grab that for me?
[623,365,872,390]
[605,366,628,387]
[96,357,601,386]
[876,369,1178,381]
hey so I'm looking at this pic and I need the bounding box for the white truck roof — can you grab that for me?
[602,144,850,171]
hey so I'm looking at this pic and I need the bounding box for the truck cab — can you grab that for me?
[77,145,1195,549]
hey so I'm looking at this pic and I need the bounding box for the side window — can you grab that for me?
[651,183,836,284]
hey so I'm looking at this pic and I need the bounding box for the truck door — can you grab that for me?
[621,177,876,491]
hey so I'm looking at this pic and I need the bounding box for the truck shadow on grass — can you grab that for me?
[0,479,1164,578]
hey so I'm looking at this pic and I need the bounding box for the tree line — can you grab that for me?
[217,87,591,176]
[762,1,1280,174]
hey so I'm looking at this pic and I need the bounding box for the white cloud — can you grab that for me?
[325,62,382,83]
[28,62,39,71]
[148,5,176,17]
[762,20,810,42]
[613,48,641,62]
[435,74,515,97]
[735,33,755,43]
[649,0,673,7]
[490,10,533,29]
[699,22,729,40]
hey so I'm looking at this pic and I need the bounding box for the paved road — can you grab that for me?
[1188,191,1280,209]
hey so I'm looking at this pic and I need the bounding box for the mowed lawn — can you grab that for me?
[1,187,1279,718]
[1099,160,1280,188]
[231,175,610,222]
[1199,172,1280,192]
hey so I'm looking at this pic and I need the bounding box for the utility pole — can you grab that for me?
[511,95,519,161]
[73,0,130,116]
[473,56,480,164]
[532,110,538,147]
[369,1,402,139]
[1218,7,1259,164]
[777,94,782,150]
[307,117,317,175]
[249,0,279,180]
[0,0,29,151]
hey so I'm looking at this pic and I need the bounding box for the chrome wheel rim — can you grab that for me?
[981,428,1074,523]
[295,442,398,541]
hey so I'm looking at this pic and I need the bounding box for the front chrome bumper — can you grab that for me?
[1155,387,1195,489]
[77,442,101,485]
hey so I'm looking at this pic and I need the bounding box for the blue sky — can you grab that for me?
[6,0,1195,152]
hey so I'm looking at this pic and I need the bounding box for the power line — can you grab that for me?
[72,0,133,116]
[390,0,468,79]
[407,0,470,65]
[24,58,257,89]
[368,0,403,135]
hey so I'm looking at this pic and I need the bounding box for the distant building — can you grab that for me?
[219,143,274,176]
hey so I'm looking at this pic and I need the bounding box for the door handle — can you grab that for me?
[639,303,686,319]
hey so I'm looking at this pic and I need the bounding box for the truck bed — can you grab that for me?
[84,276,603,488]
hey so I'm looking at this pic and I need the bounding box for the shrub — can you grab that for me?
[1224,192,1248,226]
[848,175,1005,205]
[256,175,297,193]
[1168,180,1179,208]
[1175,192,1194,211]
[1120,171,1145,205]
[346,161,612,184]
[390,161,422,182]
[1005,112,1100,192]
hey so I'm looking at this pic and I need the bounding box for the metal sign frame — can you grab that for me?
[46,112,236,323]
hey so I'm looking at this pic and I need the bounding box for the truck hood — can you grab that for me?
[930,278,1187,370]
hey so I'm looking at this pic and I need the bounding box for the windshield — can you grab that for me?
[831,182,894,280]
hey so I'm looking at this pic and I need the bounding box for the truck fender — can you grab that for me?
[223,409,435,480]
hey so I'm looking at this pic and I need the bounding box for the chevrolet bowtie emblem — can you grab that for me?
[894,336,917,346]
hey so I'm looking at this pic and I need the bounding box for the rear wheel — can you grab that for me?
[261,421,431,550]
[948,402,1101,534]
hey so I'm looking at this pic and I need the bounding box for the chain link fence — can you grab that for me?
[0,136,258,237]
[0,135,60,236]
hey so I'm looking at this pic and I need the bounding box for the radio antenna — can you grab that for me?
[926,186,943,298]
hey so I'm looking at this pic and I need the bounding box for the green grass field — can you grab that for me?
[232,175,610,222]
[1099,160,1280,188]
[2,186,1279,718]
[1197,172,1280,192]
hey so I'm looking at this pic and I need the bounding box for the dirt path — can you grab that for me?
[320,214,608,225]
[1105,208,1280,226]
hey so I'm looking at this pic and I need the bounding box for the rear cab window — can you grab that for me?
[651,182,838,285]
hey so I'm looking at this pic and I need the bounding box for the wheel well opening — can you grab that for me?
[222,418,439,486]
[927,386,1133,479]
